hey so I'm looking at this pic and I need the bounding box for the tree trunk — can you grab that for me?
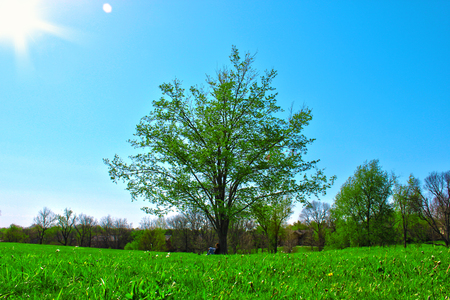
[88,230,93,247]
[272,235,278,254]
[184,229,189,252]
[317,224,323,251]
[367,213,371,246]
[217,219,229,254]
[445,213,449,247]
[402,216,407,248]
[39,229,46,244]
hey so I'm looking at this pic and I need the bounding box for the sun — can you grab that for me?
[0,0,61,56]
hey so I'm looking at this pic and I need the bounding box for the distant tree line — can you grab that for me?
[1,208,135,249]
[1,160,448,251]
[0,205,300,253]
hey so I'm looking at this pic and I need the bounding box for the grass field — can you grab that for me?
[0,243,448,299]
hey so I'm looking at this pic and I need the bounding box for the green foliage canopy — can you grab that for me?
[104,47,333,253]
[125,229,167,252]
[330,159,395,247]
[4,224,29,243]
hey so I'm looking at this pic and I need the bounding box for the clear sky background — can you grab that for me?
[1,0,449,228]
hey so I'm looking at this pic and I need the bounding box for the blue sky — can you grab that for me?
[1,0,449,228]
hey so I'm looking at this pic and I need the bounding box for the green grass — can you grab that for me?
[0,243,448,299]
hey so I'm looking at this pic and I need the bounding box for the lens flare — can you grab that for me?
[0,0,62,57]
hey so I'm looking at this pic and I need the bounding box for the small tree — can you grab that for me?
[140,216,167,230]
[414,171,450,247]
[227,216,256,254]
[166,210,216,253]
[139,229,167,251]
[33,207,56,244]
[114,218,132,249]
[393,175,422,247]
[183,209,211,253]
[75,214,97,247]
[299,200,330,251]
[125,216,167,251]
[252,195,294,253]
[57,208,76,246]
[166,214,191,252]
[100,215,114,248]
[282,227,298,253]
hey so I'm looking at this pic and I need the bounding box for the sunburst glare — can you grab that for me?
[0,0,63,57]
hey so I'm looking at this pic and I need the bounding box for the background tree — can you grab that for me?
[393,175,422,247]
[166,210,216,253]
[250,226,269,252]
[75,214,97,247]
[237,219,257,254]
[100,215,114,248]
[33,207,56,244]
[44,226,60,245]
[0,227,5,241]
[252,195,294,253]
[140,216,167,230]
[330,160,395,248]
[4,224,29,243]
[166,214,191,252]
[90,224,104,248]
[299,200,330,251]
[57,208,76,246]
[227,216,256,254]
[282,227,299,253]
[182,209,212,253]
[104,47,333,254]
[414,171,450,247]
[137,229,167,251]
[114,218,132,249]
[126,217,167,251]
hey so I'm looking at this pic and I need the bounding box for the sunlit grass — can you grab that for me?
[0,243,448,299]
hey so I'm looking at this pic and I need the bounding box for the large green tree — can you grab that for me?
[330,160,395,247]
[104,47,332,253]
